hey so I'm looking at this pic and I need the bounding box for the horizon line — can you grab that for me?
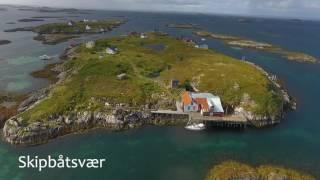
[1,3,320,22]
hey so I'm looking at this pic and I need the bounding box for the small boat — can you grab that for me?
[185,122,206,131]
[39,55,51,60]
[201,38,206,41]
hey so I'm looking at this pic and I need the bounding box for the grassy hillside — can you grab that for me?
[20,32,283,122]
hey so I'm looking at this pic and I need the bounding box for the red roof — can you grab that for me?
[194,98,209,111]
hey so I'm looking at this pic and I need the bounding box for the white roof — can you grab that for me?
[207,96,224,113]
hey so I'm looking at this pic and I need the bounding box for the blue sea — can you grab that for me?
[0,5,320,180]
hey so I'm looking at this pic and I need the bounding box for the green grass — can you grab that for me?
[20,32,283,122]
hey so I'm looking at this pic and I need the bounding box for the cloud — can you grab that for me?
[1,0,320,19]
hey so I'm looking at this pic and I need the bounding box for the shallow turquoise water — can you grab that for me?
[1,5,320,180]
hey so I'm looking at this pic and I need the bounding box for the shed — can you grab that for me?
[117,73,128,80]
[170,79,180,88]
[85,41,95,49]
[106,47,118,55]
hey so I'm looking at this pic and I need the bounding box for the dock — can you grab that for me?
[151,110,248,128]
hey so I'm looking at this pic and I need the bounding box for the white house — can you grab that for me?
[83,19,89,22]
[195,44,209,49]
[67,21,74,26]
[85,41,95,49]
[106,47,118,55]
[85,25,91,31]
[140,33,147,39]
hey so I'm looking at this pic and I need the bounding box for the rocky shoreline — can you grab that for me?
[3,108,188,146]
[240,60,295,127]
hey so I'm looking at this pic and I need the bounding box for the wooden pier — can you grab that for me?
[151,110,248,128]
[189,112,247,128]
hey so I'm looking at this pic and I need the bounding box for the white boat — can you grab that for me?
[185,123,206,131]
[201,38,206,41]
[39,55,51,60]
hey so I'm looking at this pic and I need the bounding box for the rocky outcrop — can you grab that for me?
[205,161,315,180]
[3,108,188,146]
[232,61,296,127]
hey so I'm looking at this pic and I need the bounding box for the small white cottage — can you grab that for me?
[67,21,74,26]
[85,25,91,31]
[106,47,118,55]
[85,41,95,49]
[140,33,147,39]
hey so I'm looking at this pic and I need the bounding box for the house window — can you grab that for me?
[188,106,190,110]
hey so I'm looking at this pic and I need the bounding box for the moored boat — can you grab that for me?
[39,55,51,60]
[185,123,206,131]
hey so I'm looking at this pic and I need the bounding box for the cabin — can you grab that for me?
[170,79,180,89]
[195,44,209,49]
[129,32,139,36]
[67,21,74,26]
[182,91,198,112]
[85,41,95,49]
[85,25,91,31]
[140,33,147,39]
[117,73,128,80]
[106,47,118,55]
[182,91,224,116]
[182,38,195,44]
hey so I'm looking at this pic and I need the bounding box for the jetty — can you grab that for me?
[151,110,247,129]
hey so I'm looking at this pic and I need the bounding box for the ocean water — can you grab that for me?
[1,5,320,180]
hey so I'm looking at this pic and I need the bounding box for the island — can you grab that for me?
[3,32,293,145]
[4,19,125,45]
[205,161,315,180]
[194,31,317,63]
[18,7,92,14]
[167,23,200,29]
[18,18,45,22]
[0,40,11,46]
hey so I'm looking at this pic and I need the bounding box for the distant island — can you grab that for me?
[194,31,317,63]
[167,23,200,29]
[17,7,92,14]
[3,32,293,145]
[0,40,11,45]
[205,161,315,180]
[4,19,125,45]
[18,18,45,22]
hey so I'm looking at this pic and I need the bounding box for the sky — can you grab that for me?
[1,0,320,20]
